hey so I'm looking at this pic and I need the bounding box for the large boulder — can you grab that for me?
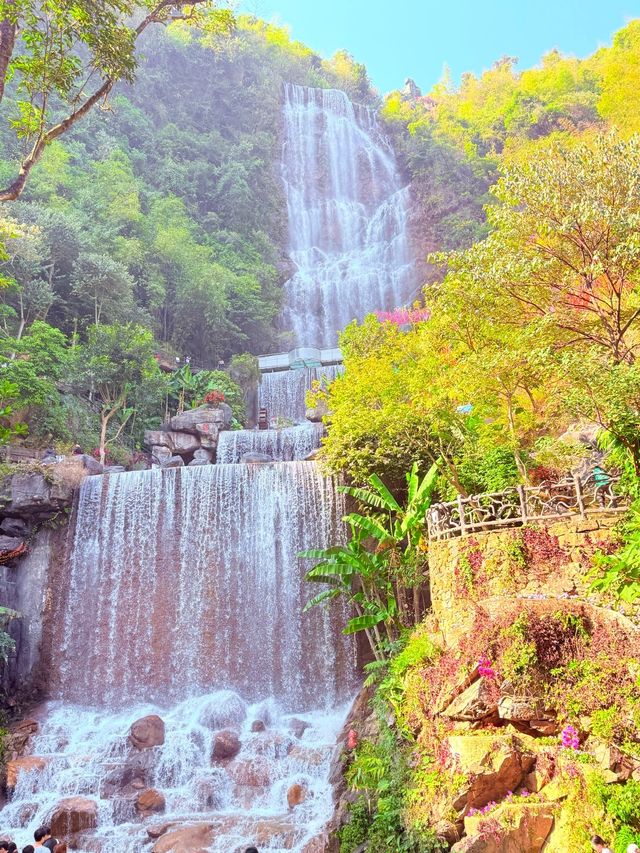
[455,803,555,852]
[440,678,498,722]
[4,718,38,760]
[188,448,213,467]
[168,431,201,454]
[170,404,233,435]
[287,782,308,808]
[197,692,246,730]
[211,730,241,762]
[50,796,98,838]
[448,734,535,812]
[129,715,165,750]
[195,422,219,449]
[151,822,215,853]
[6,756,47,790]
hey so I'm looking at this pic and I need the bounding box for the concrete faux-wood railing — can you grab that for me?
[427,474,626,540]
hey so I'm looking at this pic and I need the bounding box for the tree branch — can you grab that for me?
[0,0,214,202]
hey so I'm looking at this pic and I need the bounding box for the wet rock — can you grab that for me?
[241,452,273,463]
[16,801,38,826]
[211,730,240,762]
[289,745,327,767]
[136,788,166,816]
[288,717,311,739]
[188,448,213,467]
[50,796,98,839]
[103,465,126,474]
[251,720,266,732]
[198,692,246,730]
[301,837,326,853]
[6,755,47,789]
[151,822,215,853]
[251,732,294,759]
[194,774,226,810]
[129,714,165,750]
[227,756,272,787]
[147,822,177,840]
[144,430,172,449]
[98,752,153,797]
[287,782,308,808]
[4,717,38,759]
[254,817,298,848]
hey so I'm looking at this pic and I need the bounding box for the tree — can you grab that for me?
[301,463,439,661]
[71,252,135,326]
[0,379,27,445]
[434,133,640,365]
[69,323,164,464]
[0,1,234,201]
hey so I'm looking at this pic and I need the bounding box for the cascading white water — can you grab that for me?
[281,83,415,346]
[51,464,355,709]
[259,365,343,426]
[216,423,323,464]
[1,694,351,852]
[0,464,357,851]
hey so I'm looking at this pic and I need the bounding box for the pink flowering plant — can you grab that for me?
[478,655,496,680]
[374,307,430,325]
[560,724,580,750]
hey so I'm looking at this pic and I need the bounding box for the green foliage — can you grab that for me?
[0,379,27,445]
[0,606,18,664]
[591,501,640,603]
[301,463,438,660]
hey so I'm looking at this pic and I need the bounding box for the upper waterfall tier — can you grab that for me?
[259,364,343,424]
[280,83,416,347]
[50,464,356,710]
[217,423,323,463]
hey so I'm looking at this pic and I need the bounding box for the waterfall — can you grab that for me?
[217,424,323,463]
[50,465,355,709]
[0,464,357,851]
[259,365,343,426]
[281,83,415,347]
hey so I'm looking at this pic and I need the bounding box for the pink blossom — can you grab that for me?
[560,724,580,750]
[374,307,430,326]
[478,655,496,680]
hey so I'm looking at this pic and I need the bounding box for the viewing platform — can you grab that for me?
[258,347,342,373]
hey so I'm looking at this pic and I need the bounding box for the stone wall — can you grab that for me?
[428,513,622,647]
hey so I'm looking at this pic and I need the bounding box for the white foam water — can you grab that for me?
[281,83,416,346]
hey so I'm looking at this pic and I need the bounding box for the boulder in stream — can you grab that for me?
[129,714,165,750]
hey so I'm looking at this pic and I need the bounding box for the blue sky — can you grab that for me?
[238,0,639,93]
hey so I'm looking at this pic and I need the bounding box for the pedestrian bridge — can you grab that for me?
[258,347,342,373]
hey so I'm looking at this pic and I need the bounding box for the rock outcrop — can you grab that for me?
[145,403,234,465]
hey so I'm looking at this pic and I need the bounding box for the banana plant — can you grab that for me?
[300,462,440,660]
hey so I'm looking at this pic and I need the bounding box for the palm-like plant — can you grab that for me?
[300,462,439,661]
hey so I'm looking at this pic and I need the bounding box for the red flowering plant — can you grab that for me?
[204,390,225,406]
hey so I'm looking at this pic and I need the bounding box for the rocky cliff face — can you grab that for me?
[332,515,640,853]
[0,462,82,696]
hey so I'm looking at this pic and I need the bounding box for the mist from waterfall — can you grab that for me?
[281,83,415,347]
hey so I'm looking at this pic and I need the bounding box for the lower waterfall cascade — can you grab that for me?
[1,457,357,848]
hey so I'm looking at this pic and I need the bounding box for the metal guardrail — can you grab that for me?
[427,474,626,540]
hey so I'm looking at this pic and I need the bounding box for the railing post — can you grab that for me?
[457,494,466,536]
[517,485,527,524]
[574,474,586,517]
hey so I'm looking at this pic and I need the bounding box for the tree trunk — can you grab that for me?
[0,9,17,106]
[99,412,109,466]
